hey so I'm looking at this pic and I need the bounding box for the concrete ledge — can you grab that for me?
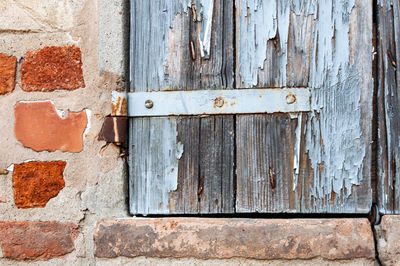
[94,218,375,261]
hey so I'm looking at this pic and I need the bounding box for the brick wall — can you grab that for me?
[0,0,128,264]
[0,0,396,265]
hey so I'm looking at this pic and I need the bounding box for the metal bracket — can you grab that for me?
[98,90,129,146]
[112,88,311,117]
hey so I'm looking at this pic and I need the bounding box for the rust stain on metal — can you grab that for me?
[214,97,224,108]
[98,116,128,147]
[286,93,297,104]
[111,94,127,116]
[113,117,120,143]
[145,99,154,109]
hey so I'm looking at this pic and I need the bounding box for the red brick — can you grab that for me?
[14,101,87,152]
[0,221,78,261]
[0,54,17,95]
[13,161,66,208]
[94,218,375,261]
[21,46,85,92]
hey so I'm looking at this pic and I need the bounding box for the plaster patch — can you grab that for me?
[83,109,92,138]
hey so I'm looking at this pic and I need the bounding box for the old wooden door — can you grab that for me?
[129,0,373,215]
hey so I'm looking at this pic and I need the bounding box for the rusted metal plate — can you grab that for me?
[98,116,128,147]
[111,90,128,116]
[127,88,310,117]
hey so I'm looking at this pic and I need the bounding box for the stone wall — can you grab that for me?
[0,0,396,265]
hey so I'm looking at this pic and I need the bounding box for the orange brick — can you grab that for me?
[13,161,66,208]
[14,101,87,152]
[0,54,17,95]
[21,46,85,92]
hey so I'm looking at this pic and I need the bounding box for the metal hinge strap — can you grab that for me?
[112,88,311,117]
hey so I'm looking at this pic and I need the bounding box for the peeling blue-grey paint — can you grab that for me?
[130,0,191,92]
[305,0,366,201]
[130,0,192,215]
[236,0,277,87]
[236,0,370,210]
[197,0,214,58]
[293,113,302,191]
[130,0,372,214]
[236,0,317,87]
[130,117,180,215]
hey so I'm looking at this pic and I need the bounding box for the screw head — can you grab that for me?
[145,100,154,109]
[286,93,296,104]
[214,97,224,108]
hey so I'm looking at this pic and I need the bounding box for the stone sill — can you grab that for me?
[94,218,375,261]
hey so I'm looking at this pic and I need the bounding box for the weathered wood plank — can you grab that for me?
[169,117,200,213]
[171,0,235,214]
[199,115,235,213]
[235,0,373,213]
[377,0,400,214]
[129,0,235,214]
[236,114,298,212]
[129,0,190,215]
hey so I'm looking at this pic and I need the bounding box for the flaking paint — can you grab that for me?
[237,0,368,206]
[305,0,366,203]
[236,0,277,87]
[130,0,192,215]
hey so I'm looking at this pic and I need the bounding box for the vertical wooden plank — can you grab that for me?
[198,115,235,213]
[171,0,235,214]
[169,117,200,213]
[129,0,235,214]
[235,0,373,213]
[235,0,311,212]
[377,0,400,214]
[236,114,298,212]
[129,0,189,215]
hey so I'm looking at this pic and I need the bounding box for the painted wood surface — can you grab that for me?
[129,0,235,214]
[377,0,400,214]
[235,0,372,213]
[129,0,373,214]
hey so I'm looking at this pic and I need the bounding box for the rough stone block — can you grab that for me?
[14,101,87,152]
[13,161,66,208]
[376,215,400,265]
[0,0,85,32]
[94,218,375,261]
[0,54,17,95]
[0,221,77,261]
[21,46,85,92]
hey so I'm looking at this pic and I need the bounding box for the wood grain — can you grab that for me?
[235,0,373,213]
[377,0,400,214]
[129,0,235,214]
[130,0,373,214]
[236,114,298,212]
